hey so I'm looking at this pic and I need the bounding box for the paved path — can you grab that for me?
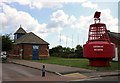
[9,58,120,80]
[9,59,94,75]
[2,63,78,81]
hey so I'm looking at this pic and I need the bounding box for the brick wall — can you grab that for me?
[39,45,49,59]
[20,44,49,59]
[22,44,32,59]
[8,45,20,59]
[9,44,49,60]
[118,45,120,62]
[109,35,120,62]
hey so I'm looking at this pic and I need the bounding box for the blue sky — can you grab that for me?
[0,0,119,48]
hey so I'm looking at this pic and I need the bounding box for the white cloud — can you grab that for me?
[51,10,69,25]
[68,15,77,25]
[47,0,87,3]
[99,9,118,32]
[82,1,98,9]
[74,9,118,32]
[50,9,90,31]
[1,1,118,48]
[2,0,63,9]
[1,3,65,39]
[61,35,72,42]
[49,27,62,33]
[49,8,118,47]
[3,0,30,6]
[76,15,93,29]
[51,10,77,28]
[89,0,119,2]
[2,0,89,9]
[0,4,48,39]
[50,9,118,32]
[58,34,72,47]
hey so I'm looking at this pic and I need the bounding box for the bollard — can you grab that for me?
[42,65,45,77]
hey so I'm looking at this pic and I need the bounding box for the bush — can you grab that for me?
[49,45,83,58]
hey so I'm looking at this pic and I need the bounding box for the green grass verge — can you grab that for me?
[32,57,120,71]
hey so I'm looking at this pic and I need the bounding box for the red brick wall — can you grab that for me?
[118,45,120,62]
[8,45,20,59]
[109,35,120,62]
[22,44,32,59]
[39,45,49,59]
[9,44,49,59]
[109,36,119,47]
[22,44,49,59]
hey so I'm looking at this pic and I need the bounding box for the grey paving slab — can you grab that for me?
[9,59,120,78]
[10,59,94,74]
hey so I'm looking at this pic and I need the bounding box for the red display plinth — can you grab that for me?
[89,59,110,67]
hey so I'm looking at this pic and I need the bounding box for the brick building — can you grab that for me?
[10,26,49,60]
[108,31,120,62]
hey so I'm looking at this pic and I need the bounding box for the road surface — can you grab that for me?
[1,62,119,83]
[68,75,119,83]
[2,62,58,81]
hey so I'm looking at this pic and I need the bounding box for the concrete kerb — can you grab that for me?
[11,61,63,76]
[88,72,120,78]
[69,73,120,82]
[10,60,120,79]
[10,61,92,77]
[99,73,120,77]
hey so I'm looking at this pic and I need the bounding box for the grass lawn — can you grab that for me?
[32,57,120,71]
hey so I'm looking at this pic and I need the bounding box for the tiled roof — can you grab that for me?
[14,32,49,45]
[14,26,27,34]
[108,31,120,41]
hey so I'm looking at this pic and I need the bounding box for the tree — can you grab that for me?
[75,45,83,58]
[49,45,63,57]
[49,45,83,58]
[64,47,71,53]
[2,34,13,52]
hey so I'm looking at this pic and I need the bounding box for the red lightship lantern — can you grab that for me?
[83,11,115,67]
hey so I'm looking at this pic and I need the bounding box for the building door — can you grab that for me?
[32,45,39,60]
